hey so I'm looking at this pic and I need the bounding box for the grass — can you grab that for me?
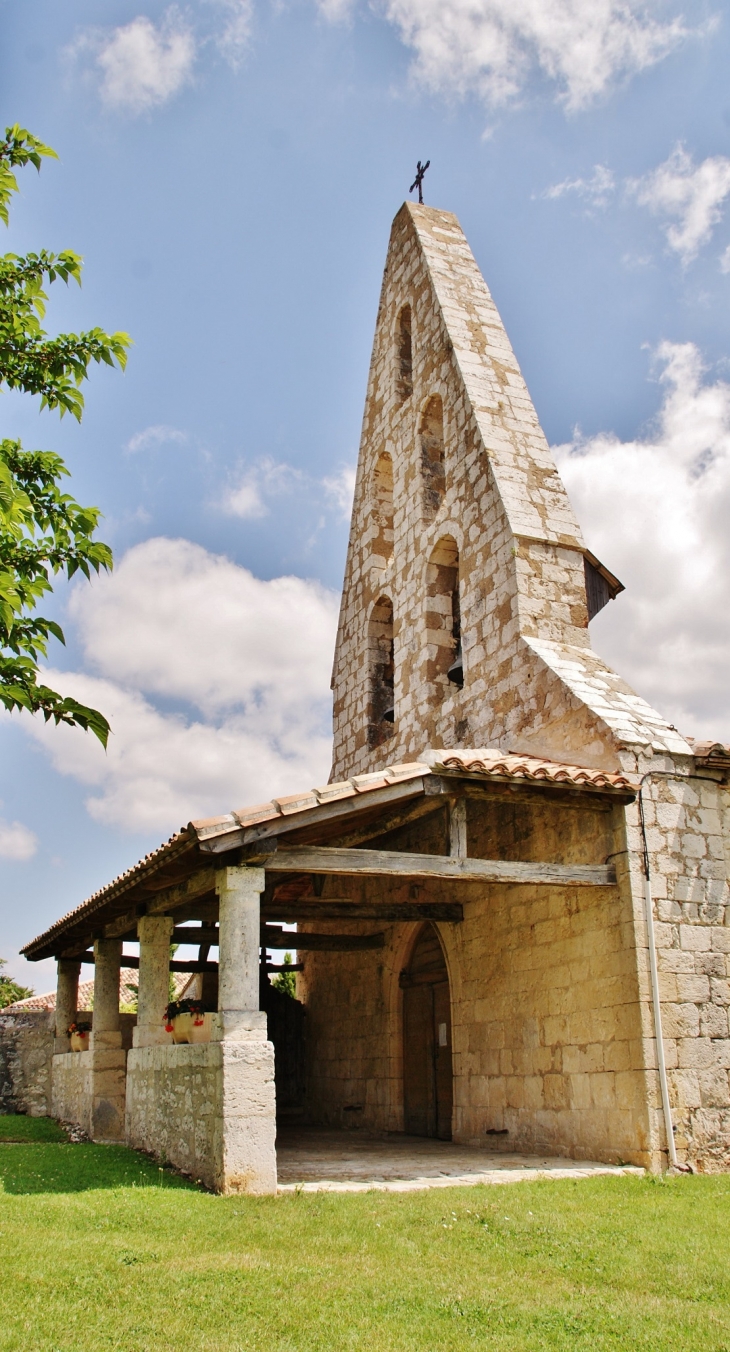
[0,1118,729,1351]
[0,1115,67,1143]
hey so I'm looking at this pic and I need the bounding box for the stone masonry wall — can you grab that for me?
[0,1011,54,1116]
[52,1051,93,1135]
[620,754,730,1171]
[126,1040,277,1194]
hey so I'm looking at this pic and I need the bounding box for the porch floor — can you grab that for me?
[275,1128,643,1193]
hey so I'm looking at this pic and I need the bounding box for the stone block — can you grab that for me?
[679,925,711,952]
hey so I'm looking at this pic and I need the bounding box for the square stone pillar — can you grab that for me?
[213,866,277,1193]
[54,960,80,1054]
[133,916,174,1048]
[90,939,126,1141]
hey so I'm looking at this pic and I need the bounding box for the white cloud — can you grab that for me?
[322,464,357,519]
[222,458,305,520]
[74,8,196,115]
[628,144,730,264]
[209,0,253,67]
[126,424,188,453]
[0,818,38,862]
[346,0,689,111]
[554,341,730,742]
[543,164,616,209]
[22,538,338,833]
[721,244,730,275]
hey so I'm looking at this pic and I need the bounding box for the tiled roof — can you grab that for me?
[21,747,637,959]
[688,740,730,769]
[192,763,430,841]
[20,829,194,959]
[423,749,638,791]
[1,969,186,1014]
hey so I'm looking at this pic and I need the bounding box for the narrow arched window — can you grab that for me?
[371,451,394,567]
[420,395,445,517]
[396,306,413,403]
[368,596,395,746]
[426,537,463,693]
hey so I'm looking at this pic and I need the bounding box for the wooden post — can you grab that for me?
[449,798,467,858]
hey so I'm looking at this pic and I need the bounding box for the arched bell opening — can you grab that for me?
[396,305,413,404]
[400,923,453,1139]
[370,451,394,567]
[367,595,395,747]
[425,535,463,694]
[420,395,445,518]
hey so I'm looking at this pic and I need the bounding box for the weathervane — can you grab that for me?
[409,159,430,205]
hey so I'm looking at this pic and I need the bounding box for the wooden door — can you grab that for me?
[402,924,453,1139]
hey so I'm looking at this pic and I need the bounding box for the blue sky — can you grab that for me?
[2,0,730,990]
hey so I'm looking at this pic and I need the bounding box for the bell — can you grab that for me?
[382,705,395,723]
[447,642,463,687]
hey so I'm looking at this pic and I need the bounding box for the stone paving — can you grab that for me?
[275,1128,643,1193]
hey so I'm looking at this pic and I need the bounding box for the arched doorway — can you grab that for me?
[401,924,453,1139]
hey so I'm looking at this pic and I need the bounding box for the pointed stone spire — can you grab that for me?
[330,203,689,781]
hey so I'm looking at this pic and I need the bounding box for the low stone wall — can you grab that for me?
[0,1010,54,1116]
[52,1051,93,1136]
[126,1040,277,1194]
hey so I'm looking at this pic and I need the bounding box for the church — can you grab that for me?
[20,201,730,1191]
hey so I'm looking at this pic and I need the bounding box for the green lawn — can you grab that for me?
[0,1118,728,1351]
[0,1114,68,1144]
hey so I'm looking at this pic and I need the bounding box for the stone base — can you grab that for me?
[52,1051,93,1136]
[126,1039,277,1193]
[51,1046,127,1141]
[90,1045,127,1141]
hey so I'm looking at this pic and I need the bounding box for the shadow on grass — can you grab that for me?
[0,1142,197,1195]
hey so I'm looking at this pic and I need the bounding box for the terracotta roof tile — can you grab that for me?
[1,969,188,1014]
[273,791,320,815]
[423,748,637,792]
[312,781,357,803]
[689,740,730,768]
[232,802,282,828]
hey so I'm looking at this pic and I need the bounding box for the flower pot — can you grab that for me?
[171,1013,193,1044]
[188,1012,213,1044]
[69,1032,89,1052]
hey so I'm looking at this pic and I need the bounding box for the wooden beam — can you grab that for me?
[103,868,217,938]
[261,928,385,951]
[197,778,427,854]
[262,903,462,924]
[257,846,616,887]
[72,952,219,973]
[319,796,445,849]
[172,925,219,945]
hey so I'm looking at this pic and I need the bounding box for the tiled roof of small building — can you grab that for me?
[2,969,186,1014]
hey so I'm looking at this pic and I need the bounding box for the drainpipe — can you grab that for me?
[638,788,679,1170]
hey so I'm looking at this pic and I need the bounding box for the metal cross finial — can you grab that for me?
[409,159,430,205]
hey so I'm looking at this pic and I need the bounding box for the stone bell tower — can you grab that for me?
[330,202,688,782]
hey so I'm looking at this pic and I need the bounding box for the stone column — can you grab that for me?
[216,866,267,1041]
[133,916,174,1048]
[213,866,276,1193]
[90,938,126,1141]
[54,960,80,1053]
